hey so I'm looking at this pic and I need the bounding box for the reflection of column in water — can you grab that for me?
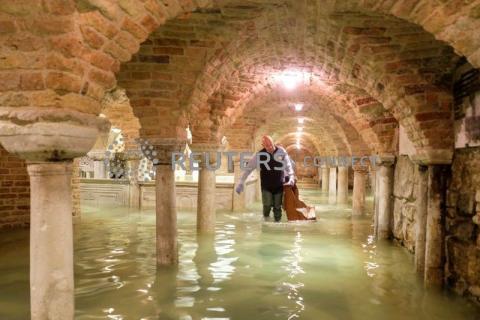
[369,241,395,304]
[211,224,238,283]
[151,266,179,319]
[194,234,216,287]
[193,224,238,319]
[173,228,200,318]
[191,233,217,317]
[281,231,305,320]
[362,234,379,278]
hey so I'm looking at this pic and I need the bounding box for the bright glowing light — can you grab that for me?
[294,103,303,111]
[275,71,305,90]
[111,127,121,134]
[296,132,302,138]
[298,118,304,124]
[297,127,303,132]
[296,143,301,149]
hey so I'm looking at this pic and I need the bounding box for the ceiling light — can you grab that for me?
[297,127,303,132]
[298,118,304,124]
[275,71,304,90]
[294,103,303,111]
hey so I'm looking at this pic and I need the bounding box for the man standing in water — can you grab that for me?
[235,135,295,222]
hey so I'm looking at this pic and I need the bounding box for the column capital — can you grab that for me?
[0,107,110,162]
[410,148,453,165]
[140,137,186,165]
[375,154,396,166]
[189,143,224,153]
[353,165,369,173]
[123,149,143,161]
[26,161,73,176]
[87,150,107,161]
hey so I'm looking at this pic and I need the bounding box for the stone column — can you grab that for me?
[415,165,428,274]
[424,165,449,288]
[87,151,107,179]
[376,158,395,239]
[369,167,376,195]
[28,162,75,320]
[153,139,185,266]
[128,158,141,209]
[71,158,81,221]
[192,144,220,233]
[0,107,109,320]
[256,171,262,201]
[321,166,329,192]
[373,167,380,234]
[328,167,337,204]
[337,166,348,204]
[352,167,367,216]
[233,160,246,211]
[93,161,106,179]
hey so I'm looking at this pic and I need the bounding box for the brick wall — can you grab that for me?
[0,145,30,229]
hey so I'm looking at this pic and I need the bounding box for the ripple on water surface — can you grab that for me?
[0,191,479,320]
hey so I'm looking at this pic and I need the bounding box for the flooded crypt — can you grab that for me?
[0,0,480,319]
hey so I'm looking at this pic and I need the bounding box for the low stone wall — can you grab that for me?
[0,145,30,229]
[446,147,480,303]
[80,179,131,207]
[139,181,236,210]
[80,177,258,212]
[392,156,419,252]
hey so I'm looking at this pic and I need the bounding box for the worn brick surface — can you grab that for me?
[0,145,29,229]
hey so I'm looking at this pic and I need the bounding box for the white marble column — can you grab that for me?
[155,164,178,265]
[93,160,106,179]
[128,159,141,209]
[255,171,262,201]
[321,166,329,192]
[193,145,220,233]
[233,160,246,211]
[373,167,380,234]
[0,108,109,320]
[352,167,367,216]
[337,166,348,204]
[28,162,75,320]
[328,167,337,204]
[424,165,449,288]
[376,160,395,239]
[369,168,376,195]
[197,167,216,232]
[415,165,428,274]
[153,139,185,265]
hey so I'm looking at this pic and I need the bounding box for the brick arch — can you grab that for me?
[100,88,141,151]
[230,86,393,156]
[277,131,336,156]
[244,112,351,157]
[183,8,458,163]
[0,0,478,159]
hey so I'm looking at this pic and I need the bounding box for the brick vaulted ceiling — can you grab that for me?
[1,0,479,162]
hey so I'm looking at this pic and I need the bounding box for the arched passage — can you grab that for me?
[0,2,480,318]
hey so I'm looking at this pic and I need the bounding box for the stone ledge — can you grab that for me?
[0,107,110,161]
[409,148,453,165]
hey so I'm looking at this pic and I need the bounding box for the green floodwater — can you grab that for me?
[0,189,479,320]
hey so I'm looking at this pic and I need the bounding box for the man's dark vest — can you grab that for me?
[259,147,285,193]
